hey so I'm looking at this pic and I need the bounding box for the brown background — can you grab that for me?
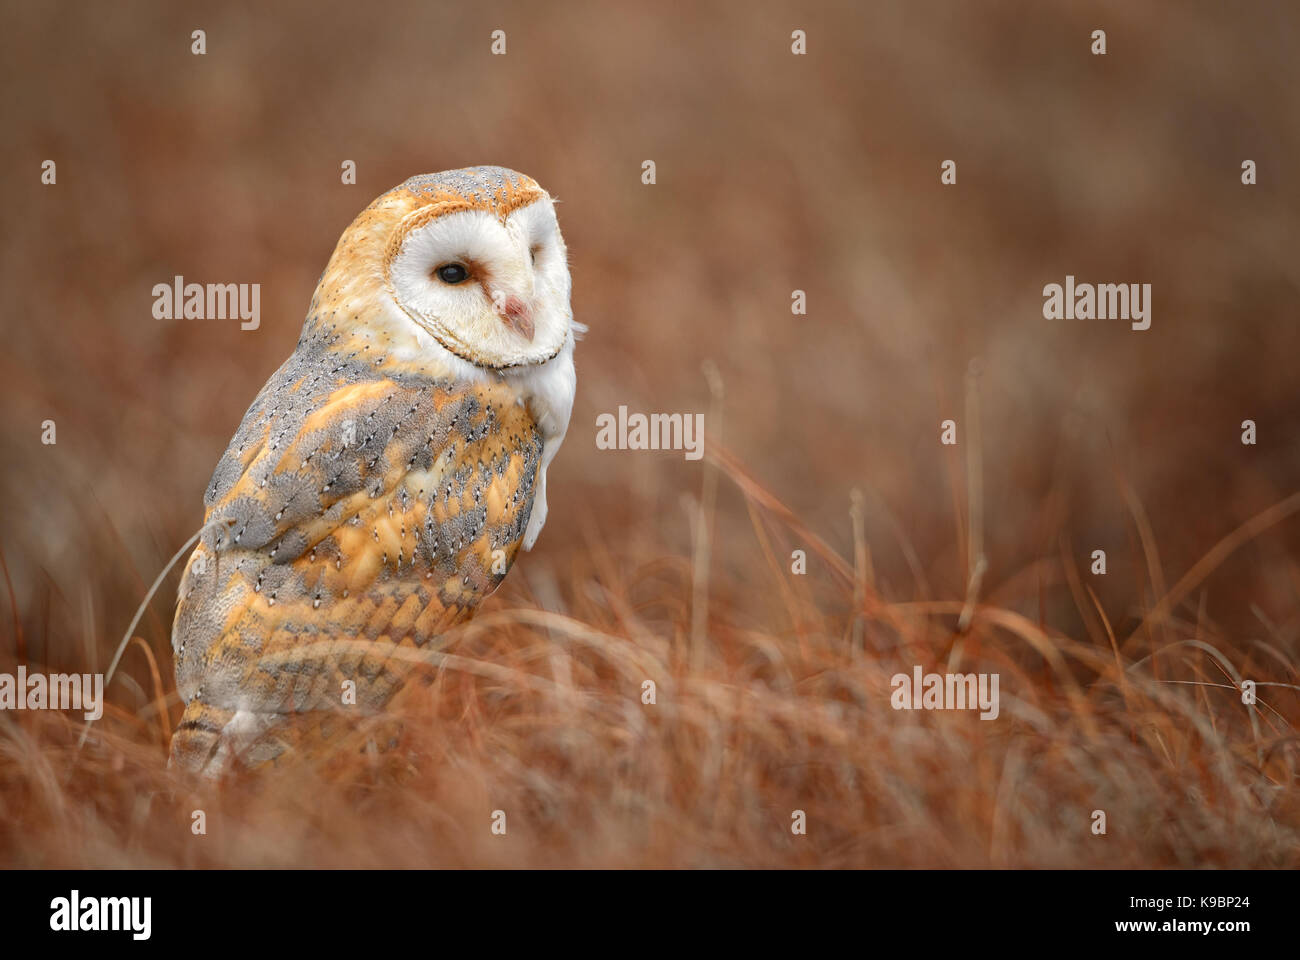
[4,0,1298,658]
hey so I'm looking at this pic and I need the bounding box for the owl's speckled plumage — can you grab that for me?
[170,167,577,775]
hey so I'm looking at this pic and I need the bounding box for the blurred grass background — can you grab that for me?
[1,0,1299,866]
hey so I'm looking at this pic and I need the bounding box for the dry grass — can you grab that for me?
[2,430,1299,868]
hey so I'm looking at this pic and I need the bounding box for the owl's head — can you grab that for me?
[316,167,573,370]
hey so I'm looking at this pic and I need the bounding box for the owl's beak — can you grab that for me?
[499,294,535,342]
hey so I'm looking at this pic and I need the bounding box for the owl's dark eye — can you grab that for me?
[530,245,542,265]
[435,263,469,284]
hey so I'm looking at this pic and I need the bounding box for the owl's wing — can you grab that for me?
[170,343,542,774]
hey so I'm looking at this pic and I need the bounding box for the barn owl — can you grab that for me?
[169,167,578,776]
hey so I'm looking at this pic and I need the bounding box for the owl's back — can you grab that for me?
[170,321,544,775]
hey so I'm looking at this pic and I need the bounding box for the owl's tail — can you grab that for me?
[169,698,297,777]
[169,699,246,777]
[168,696,415,778]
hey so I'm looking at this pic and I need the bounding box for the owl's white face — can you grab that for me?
[385,197,572,369]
